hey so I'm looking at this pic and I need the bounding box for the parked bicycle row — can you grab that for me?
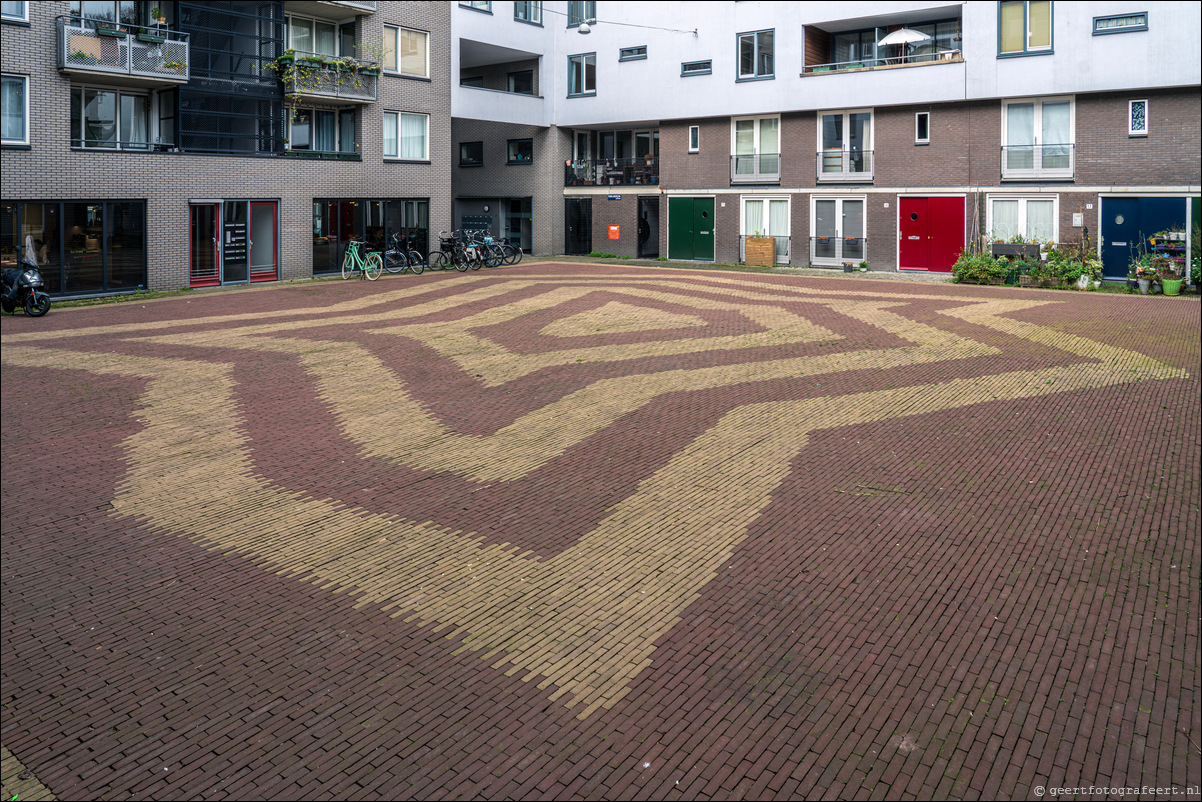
[341,230,523,280]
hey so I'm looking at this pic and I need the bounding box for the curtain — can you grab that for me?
[314,110,335,152]
[339,111,355,153]
[743,200,763,236]
[399,113,426,160]
[1041,101,1070,169]
[1,75,24,142]
[1026,200,1055,242]
[999,1,1024,53]
[759,118,779,174]
[382,112,397,157]
[1028,1,1052,49]
[1006,103,1034,169]
[735,119,754,175]
[991,200,1020,240]
[382,27,397,71]
[291,18,312,54]
[120,94,147,149]
[315,21,336,57]
[769,200,789,259]
[400,29,427,77]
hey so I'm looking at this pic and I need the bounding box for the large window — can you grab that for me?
[1,74,27,146]
[737,30,774,80]
[567,53,595,97]
[288,15,338,57]
[70,86,149,149]
[988,196,1057,244]
[289,109,355,155]
[567,0,595,27]
[1001,96,1073,179]
[383,111,429,161]
[999,1,1052,55]
[732,116,779,182]
[384,26,428,78]
[811,196,865,264]
[312,198,428,275]
[514,0,541,24]
[818,109,872,180]
[742,197,790,262]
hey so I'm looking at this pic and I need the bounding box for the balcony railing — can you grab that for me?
[739,235,790,265]
[730,153,781,184]
[817,149,873,182]
[1001,144,1075,180]
[803,49,963,75]
[285,148,361,161]
[280,53,378,104]
[564,157,659,187]
[810,237,867,265]
[57,16,190,85]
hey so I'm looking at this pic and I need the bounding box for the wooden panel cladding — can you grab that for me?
[804,26,830,67]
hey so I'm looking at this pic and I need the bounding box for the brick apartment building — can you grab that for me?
[2,1,1200,296]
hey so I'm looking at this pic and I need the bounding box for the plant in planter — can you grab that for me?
[744,231,776,267]
[162,59,187,73]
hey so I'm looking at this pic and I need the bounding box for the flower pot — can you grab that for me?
[1162,278,1182,296]
[137,33,165,43]
[842,263,854,273]
[98,27,127,38]
[1137,279,1150,294]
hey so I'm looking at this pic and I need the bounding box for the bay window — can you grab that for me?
[383,111,428,161]
[1001,96,1073,179]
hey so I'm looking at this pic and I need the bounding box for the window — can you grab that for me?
[1,74,28,145]
[915,112,930,144]
[507,139,533,164]
[1094,12,1146,34]
[567,0,595,27]
[688,125,699,153]
[289,109,355,154]
[742,197,790,262]
[460,76,484,87]
[567,53,596,97]
[681,60,712,76]
[810,196,866,263]
[514,0,541,24]
[1129,100,1147,137]
[70,86,149,149]
[2,1,27,22]
[384,26,429,78]
[1001,96,1073,178]
[732,116,780,182]
[988,196,1057,244]
[288,15,338,56]
[818,109,873,179]
[619,46,647,62]
[999,1,1052,55]
[460,141,483,166]
[737,30,774,79]
[460,1,491,11]
[508,70,534,95]
[383,111,428,161]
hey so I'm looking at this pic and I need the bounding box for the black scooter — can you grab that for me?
[2,259,52,317]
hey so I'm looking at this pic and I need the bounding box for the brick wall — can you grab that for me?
[0,1,453,292]
[1076,88,1202,186]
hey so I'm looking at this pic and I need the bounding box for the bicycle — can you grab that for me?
[430,231,471,272]
[469,230,505,268]
[342,237,383,281]
[383,233,425,275]
[498,236,523,266]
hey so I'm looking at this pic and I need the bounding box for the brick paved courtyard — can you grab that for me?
[2,264,1199,801]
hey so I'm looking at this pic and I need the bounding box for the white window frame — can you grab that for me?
[384,25,429,79]
[809,194,867,266]
[567,52,595,97]
[736,29,774,80]
[986,194,1059,246]
[741,195,790,263]
[1,1,28,23]
[382,111,429,161]
[731,115,780,183]
[688,125,699,153]
[915,112,930,145]
[816,108,874,181]
[1000,95,1075,180]
[1,73,29,146]
[1128,99,1147,137]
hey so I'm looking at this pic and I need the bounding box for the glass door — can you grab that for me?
[249,201,277,282]
[189,203,220,287]
[811,197,864,264]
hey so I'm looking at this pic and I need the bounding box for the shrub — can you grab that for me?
[952,250,1009,284]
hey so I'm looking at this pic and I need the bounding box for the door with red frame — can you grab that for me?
[899,196,964,272]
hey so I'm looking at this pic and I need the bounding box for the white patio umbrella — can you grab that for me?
[877,27,932,62]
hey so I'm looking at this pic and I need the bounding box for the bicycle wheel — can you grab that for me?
[407,250,425,275]
[510,244,523,265]
[364,252,383,281]
[383,250,407,274]
[453,249,470,272]
[341,251,355,279]
[430,251,450,271]
[484,244,503,268]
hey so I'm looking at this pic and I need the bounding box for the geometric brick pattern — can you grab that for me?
[2,264,1198,799]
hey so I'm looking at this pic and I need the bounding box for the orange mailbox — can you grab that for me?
[608,224,620,240]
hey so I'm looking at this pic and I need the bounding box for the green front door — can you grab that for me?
[667,197,715,261]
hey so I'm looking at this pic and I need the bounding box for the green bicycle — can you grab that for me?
[342,237,383,281]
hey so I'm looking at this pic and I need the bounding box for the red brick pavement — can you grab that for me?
[1,264,1199,800]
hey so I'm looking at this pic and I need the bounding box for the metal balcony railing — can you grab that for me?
[817,149,873,181]
[802,48,963,75]
[281,54,378,104]
[57,16,190,84]
[564,157,659,187]
[738,235,790,264]
[1001,144,1075,180]
[730,153,781,184]
[810,236,867,265]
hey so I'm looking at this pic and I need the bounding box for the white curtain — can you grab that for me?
[769,199,789,259]
[759,118,779,173]
[743,200,763,235]
[120,94,147,149]
[399,113,426,160]
[382,112,397,157]
[1026,200,1055,242]
[1006,103,1034,170]
[991,200,1020,240]
[1,76,24,142]
[1041,101,1070,168]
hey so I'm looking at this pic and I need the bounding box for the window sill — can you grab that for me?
[915,141,929,146]
[459,162,483,168]
[1,18,31,27]
[567,92,596,99]
[735,74,775,83]
[385,158,432,164]
[460,4,493,14]
[2,143,32,149]
[514,18,543,27]
[386,71,432,82]
[507,161,533,166]
[997,50,1054,58]
[1128,133,1148,138]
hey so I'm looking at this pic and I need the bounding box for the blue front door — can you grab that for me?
[1101,197,1188,279]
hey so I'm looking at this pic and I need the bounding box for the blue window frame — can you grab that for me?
[681,60,712,77]
[568,53,596,97]
[1093,12,1147,35]
[737,29,774,80]
[998,0,1053,56]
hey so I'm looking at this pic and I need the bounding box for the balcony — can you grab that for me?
[817,149,873,183]
[810,237,867,266]
[285,1,377,18]
[1001,144,1075,181]
[802,49,963,76]
[730,153,781,185]
[56,16,189,87]
[565,157,659,187]
[279,54,378,105]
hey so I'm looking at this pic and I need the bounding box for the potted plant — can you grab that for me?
[744,231,775,267]
[1135,264,1159,294]
[162,59,187,73]
[97,23,127,37]
[1126,269,1139,292]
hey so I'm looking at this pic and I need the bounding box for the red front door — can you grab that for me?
[899,197,965,272]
